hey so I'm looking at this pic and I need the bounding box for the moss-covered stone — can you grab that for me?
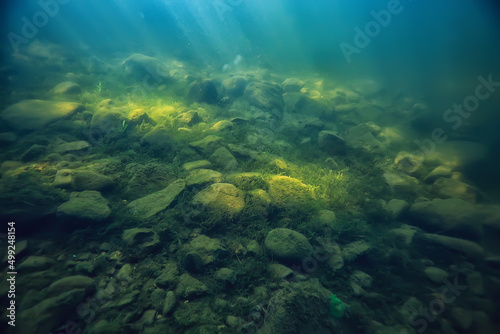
[192,183,245,218]
[267,175,315,210]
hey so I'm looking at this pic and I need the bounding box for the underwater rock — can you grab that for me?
[222,76,247,97]
[389,224,418,245]
[1,99,84,131]
[244,81,284,115]
[215,268,237,285]
[341,240,371,262]
[175,110,202,127]
[187,78,218,104]
[52,169,73,188]
[21,144,46,162]
[57,190,111,223]
[282,78,305,92]
[128,108,154,127]
[155,262,180,289]
[175,273,208,299]
[127,179,185,219]
[17,288,86,334]
[345,123,385,153]
[210,147,239,171]
[53,81,82,94]
[186,169,223,187]
[183,159,213,171]
[53,141,90,155]
[264,228,313,262]
[350,270,373,296]
[259,279,334,334]
[140,125,173,150]
[326,244,344,271]
[90,108,126,134]
[318,130,346,155]
[394,151,424,175]
[0,131,17,143]
[424,165,453,183]
[409,198,482,240]
[385,199,409,219]
[183,235,227,266]
[267,175,315,210]
[227,172,266,191]
[162,291,176,316]
[432,177,477,203]
[450,307,474,331]
[383,171,419,192]
[246,189,271,217]
[210,120,233,131]
[267,263,295,281]
[71,168,114,191]
[122,53,169,80]
[424,267,449,283]
[421,233,484,258]
[189,135,223,156]
[17,256,56,274]
[45,275,95,298]
[350,79,382,96]
[284,93,332,119]
[192,183,245,218]
[183,251,204,273]
[122,228,160,254]
[116,264,134,284]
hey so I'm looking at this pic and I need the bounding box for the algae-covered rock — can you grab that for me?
[186,169,223,187]
[17,256,56,274]
[57,190,111,223]
[210,147,239,171]
[17,288,86,334]
[1,99,84,130]
[409,198,482,240]
[183,235,226,266]
[267,175,315,210]
[345,123,385,153]
[192,183,245,218]
[162,291,176,316]
[432,177,477,203]
[189,135,223,155]
[223,76,247,97]
[140,125,174,149]
[421,233,484,258]
[122,228,160,253]
[187,78,218,104]
[155,262,180,289]
[122,53,168,80]
[246,189,271,217]
[45,275,95,298]
[53,81,82,94]
[127,179,185,219]
[215,268,237,285]
[318,130,346,155]
[341,240,371,262]
[182,160,213,171]
[53,141,90,155]
[228,172,266,191]
[264,228,313,262]
[244,81,284,114]
[71,168,114,191]
[282,78,304,92]
[90,108,126,133]
[259,280,334,334]
[175,273,208,299]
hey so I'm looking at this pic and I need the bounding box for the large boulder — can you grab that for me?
[318,130,346,155]
[345,123,385,154]
[264,228,313,262]
[409,198,482,239]
[222,76,247,97]
[432,178,477,203]
[1,99,84,131]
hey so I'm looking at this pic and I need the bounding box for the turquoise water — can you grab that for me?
[1,1,500,333]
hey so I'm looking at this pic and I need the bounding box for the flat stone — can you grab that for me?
[53,141,90,154]
[1,99,84,130]
[57,190,111,223]
[424,267,449,283]
[128,179,185,219]
[432,177,477,203]
[53,81,82,94]
[45,275,95,298]
[409,198,482,240]
[17,256,55,273]
[186,169,223,187]
[422,233,484,258]
[264,228,313,262]
[192,183,245,218]
[183,160,212,171]
[189,135,223,155]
